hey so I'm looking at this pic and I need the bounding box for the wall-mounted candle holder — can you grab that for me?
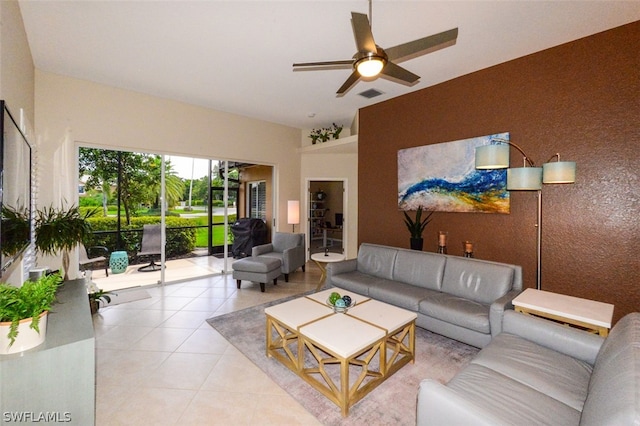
[463,241,474,258]
[437,231,448,254]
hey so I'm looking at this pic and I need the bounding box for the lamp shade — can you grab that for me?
[507,167,543,190]
[543,161,576,184]
[356,57,384,77]
[475,144,510,169]
[287,200,300,225]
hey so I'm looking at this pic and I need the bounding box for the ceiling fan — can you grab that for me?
[293,5,458,95]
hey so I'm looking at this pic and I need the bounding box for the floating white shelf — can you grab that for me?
[298,134,358,155]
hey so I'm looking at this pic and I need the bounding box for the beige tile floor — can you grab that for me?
[90,254,231,293]
[93,263,323,425]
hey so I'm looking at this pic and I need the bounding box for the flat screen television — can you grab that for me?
[0,100,32,277]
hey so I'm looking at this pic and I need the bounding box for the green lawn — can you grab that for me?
[188,214,236,247]
[103,206,235,248]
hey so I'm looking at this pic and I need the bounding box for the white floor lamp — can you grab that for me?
[287,200,300,233]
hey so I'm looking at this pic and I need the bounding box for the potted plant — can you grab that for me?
[85,279,114,314]
[34,204,97,281]
[329,122,343,140]
[1,204,31,256]
[88,289,114,314]
[403,206,434,251]
[0,272,62,354]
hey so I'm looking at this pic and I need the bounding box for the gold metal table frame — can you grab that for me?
[265,290,416,416]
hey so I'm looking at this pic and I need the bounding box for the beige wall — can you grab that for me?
[0,0,34,122]
[301,152,358,259]
[0,0,35,285]
[240,165,274,238]
[35,70,301,224]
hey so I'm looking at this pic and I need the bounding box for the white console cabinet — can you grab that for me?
[0,279,95,425]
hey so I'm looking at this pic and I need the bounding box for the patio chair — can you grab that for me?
[252,232,305,282]
[136,224,162,272]
[79,243,109,277]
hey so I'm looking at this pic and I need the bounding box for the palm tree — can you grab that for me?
[144,156,185,209]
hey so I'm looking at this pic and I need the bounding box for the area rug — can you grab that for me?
[207,295,479,425]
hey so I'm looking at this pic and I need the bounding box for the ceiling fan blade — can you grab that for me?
[385,28,458,62]
[336,70,361,95]
[351,12,377,53]
[381,61,420,84]
[293,60,353,68]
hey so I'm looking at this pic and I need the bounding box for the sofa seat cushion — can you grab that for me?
[256,252,284,263]
[441,257,514,304]
[330,271,383,295]
[419,292,490,334]
[447,363,582,425]
[367,281,433,312]
[471,333,593,411]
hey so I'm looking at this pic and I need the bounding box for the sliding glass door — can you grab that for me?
[78,147,273,290]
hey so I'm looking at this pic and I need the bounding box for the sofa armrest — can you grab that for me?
[281,245,305,273]
[326,259,357,284]
[502,310,604,365]
[252,243,273,257]
[489,289,521,337]
[417,379,506,426]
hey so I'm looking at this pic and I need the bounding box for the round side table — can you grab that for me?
[109,251,129,274]
[310,252,346,291]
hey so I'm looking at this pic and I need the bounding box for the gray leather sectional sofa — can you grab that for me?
[326,243,523,348]
[417,310,640,425]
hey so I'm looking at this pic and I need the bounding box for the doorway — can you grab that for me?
[308,180,345,255]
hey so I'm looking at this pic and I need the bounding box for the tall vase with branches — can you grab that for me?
[35,204,96,280]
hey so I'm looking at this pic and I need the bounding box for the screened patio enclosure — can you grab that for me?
[78,148,273,291]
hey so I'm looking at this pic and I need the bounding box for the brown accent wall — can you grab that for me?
[359,22,639,323]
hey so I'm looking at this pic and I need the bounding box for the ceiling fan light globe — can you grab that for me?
[356,57,385,77]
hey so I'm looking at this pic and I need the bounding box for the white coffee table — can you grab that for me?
[310,252,346,290]
[265,288,417,416]
[512,288,614,336]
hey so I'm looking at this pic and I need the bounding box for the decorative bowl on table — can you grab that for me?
[326,292,355,313]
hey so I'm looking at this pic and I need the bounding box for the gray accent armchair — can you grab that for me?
[252,232,305,282]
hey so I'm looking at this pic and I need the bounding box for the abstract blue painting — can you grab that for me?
[398,133,510,213]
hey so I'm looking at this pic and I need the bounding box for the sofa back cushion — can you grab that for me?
[441,257,514,304]
[579,312,640,426]
[272,232,303,253]
[357,244,397,280]
[393,250,445,290]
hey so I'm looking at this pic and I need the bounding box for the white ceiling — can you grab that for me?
[18,1,640,131]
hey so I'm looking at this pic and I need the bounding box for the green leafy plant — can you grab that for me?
[0,273,62,346]
[35,204,98,280]
[88,289,115,314]
[403,206,435,239]
[1,204,30,256]
[88,289,113,305]
[309,123,344,144]
[329,122,343,140]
